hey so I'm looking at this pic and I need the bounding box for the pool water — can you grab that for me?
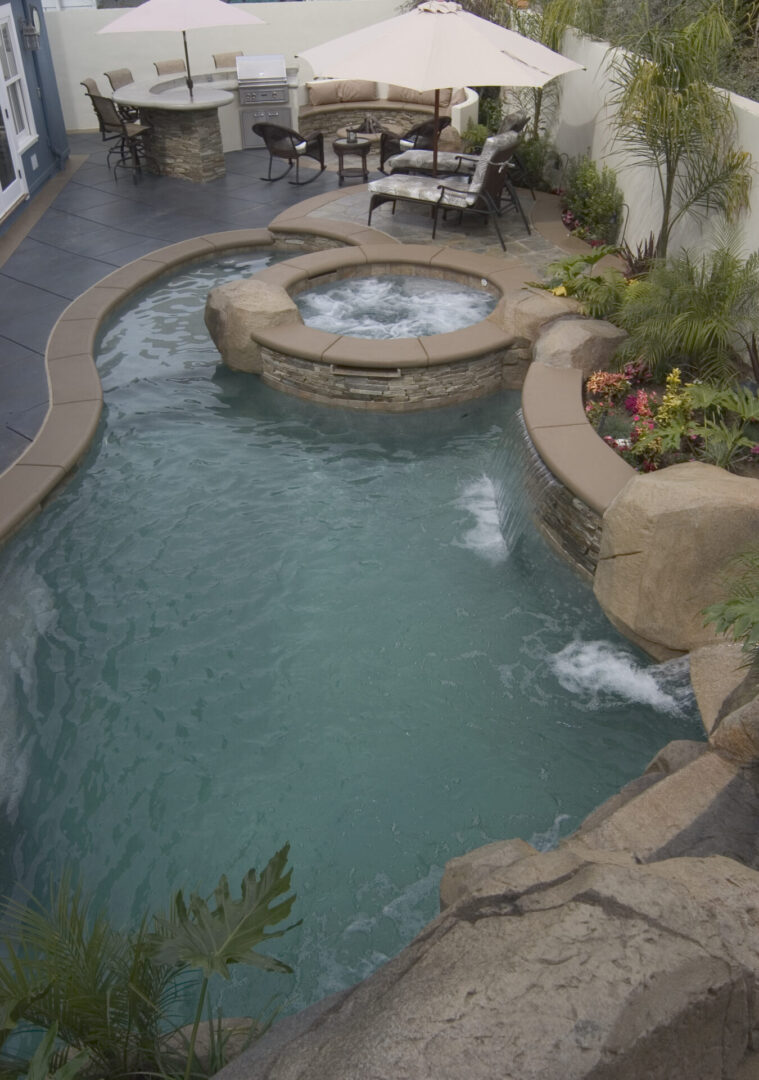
[0,252,702,1020]
[294,273,496,338]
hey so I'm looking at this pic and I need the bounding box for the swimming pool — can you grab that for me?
[0,251,702,1020]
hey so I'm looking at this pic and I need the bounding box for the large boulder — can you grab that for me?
[594,462,759,659]
[217,847,759,1080]
[204,279,302,373]
[532,316,627,377]
[711,693,759,764]
[689,641,748,734]
[494,288,583,342]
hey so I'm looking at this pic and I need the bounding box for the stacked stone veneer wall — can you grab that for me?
[143,108,225,184]
[260,347,507,410]
[298,104,436,140]
[522,447,603,579]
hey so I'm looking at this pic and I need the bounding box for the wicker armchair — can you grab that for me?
[379,117,451,173]
[252,122,326,185]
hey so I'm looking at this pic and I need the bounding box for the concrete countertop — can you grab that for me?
[114,73,236,111]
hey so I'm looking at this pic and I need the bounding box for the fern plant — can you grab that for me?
[704,551,759,666]
[0,848,298,1080]
[533,246,629,318]
[613,231,759,383]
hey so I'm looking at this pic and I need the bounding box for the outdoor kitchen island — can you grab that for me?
[113,75,236,182]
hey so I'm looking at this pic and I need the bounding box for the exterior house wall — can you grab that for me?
[1,0,68,233]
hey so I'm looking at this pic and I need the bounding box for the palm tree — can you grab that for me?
[608,0,753,258]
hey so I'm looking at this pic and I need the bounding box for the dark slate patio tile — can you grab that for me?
[0,422,33,467]
[5,400,47,442]
[50,183,126,213]
[27,209,155,257]
[3,238,121,299]
[0,276,69,353]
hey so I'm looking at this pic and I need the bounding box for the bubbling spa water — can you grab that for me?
[0,251,703,1020]
[295,274,496,338]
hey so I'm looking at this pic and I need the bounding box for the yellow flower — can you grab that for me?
[552,285,567,296]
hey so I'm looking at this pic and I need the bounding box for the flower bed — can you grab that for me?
[585,365,759,475]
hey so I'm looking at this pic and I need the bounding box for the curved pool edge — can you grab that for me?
[0,222,395,548]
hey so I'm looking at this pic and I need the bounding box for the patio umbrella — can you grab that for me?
[298,0,583,171]
[97,0,263,99]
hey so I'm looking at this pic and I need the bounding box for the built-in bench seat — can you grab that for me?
[296,79,478,140]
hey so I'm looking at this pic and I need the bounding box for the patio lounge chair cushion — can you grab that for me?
[385,131,520,179]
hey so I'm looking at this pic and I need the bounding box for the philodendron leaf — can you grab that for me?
[151,845,300,980]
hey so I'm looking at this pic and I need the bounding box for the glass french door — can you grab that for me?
[0,6,30,220]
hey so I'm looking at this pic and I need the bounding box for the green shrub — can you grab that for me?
[614,234,759,384]
[478,93,503,133]
[509,134,563,193]
[461,122,489,152]
[561,155,624,246]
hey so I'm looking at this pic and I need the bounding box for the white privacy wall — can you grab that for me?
[47,0,401,132]
[554,31,759,255]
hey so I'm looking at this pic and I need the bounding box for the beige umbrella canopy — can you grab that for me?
[298,0,582,168]
[97,0,263,98]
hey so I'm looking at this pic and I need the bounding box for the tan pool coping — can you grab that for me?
[0,184,634,547]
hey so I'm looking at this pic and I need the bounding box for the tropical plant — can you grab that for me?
[533,245,629,317]
[607,0,753,258]
[561,154,625,245]
[613,231,759,383]
[703,550,759,667]
[0,848,298,1080]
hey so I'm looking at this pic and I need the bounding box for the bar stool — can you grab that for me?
[103,68,134,91]
[213,51,242,70]
[154,59,186,76]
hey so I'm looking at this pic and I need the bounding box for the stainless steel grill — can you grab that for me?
[237,54,289,106]
[237,54,293,150]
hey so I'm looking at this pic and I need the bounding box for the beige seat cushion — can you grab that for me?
[387,85,453,108]
[307,79,378,105]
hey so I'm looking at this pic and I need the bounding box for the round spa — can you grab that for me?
[203,245,522,411]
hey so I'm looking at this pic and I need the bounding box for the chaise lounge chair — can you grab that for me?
[252,122,326,185]
[367,133,522,250]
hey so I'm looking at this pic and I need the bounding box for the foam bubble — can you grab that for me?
[455,477,509,563]
[530,813,570,851]
[296,275,495,339]
[548,639,693,715]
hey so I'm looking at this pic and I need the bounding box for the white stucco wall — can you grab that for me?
[554,31,759,256]
[48,0,402,133]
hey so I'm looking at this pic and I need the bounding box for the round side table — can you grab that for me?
[332,137,371,185]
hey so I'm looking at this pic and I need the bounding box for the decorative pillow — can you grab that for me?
[338,80,378,102]
[387,84,453,107]
[450,87,468,107]
[307,81,341,106]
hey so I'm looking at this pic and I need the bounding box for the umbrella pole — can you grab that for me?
[182,29,194,98]
[432,89,439,177]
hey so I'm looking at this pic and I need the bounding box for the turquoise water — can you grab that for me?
[0,252,702,1019]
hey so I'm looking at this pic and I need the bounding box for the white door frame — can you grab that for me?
[0,4,32,220]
